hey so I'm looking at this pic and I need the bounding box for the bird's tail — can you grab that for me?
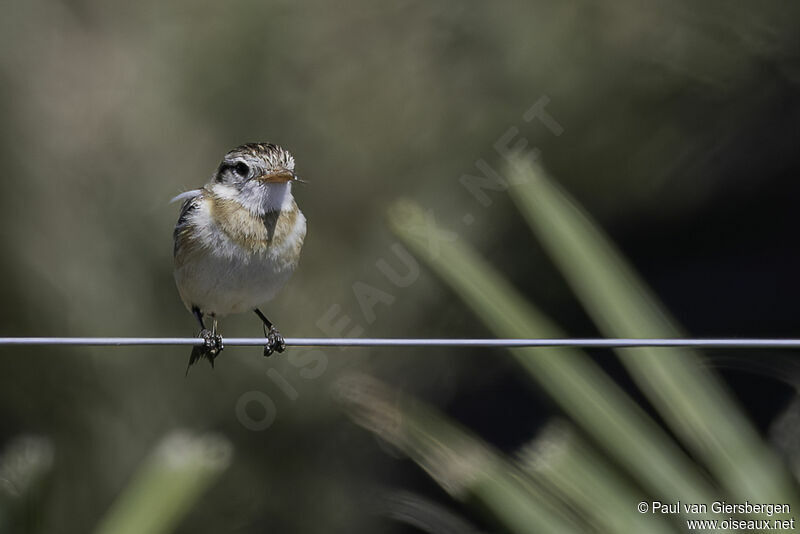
[185,346,217,376]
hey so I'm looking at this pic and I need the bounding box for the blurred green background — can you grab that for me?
[1,0,800,532]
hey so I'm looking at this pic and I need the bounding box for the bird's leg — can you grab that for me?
[193,306,206,331]
[187,307,223,373]
[210,316,224,354]
[193,307,217,351]
[254,308,285,357]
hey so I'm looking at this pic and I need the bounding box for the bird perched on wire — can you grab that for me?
[172,143,306,371]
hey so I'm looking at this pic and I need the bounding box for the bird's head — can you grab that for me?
[213,143,301,213]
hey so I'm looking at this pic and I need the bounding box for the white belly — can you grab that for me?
[174,248,297,316]
[173,187,305,317]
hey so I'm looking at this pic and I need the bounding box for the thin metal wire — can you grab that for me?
[1,337,800,348]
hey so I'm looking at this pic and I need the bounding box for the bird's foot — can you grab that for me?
[263,326,286,357]
[187,329,224,372]
[200,328,224,355]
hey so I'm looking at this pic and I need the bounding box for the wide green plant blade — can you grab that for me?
[93,431,232,534]
[507,157,797,506]
[335,373,586,534]
[388,200,716,512]
[518,420,679,534]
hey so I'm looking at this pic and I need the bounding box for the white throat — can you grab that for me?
[211,181,293,215]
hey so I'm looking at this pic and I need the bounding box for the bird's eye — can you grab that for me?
[234,162,250,176]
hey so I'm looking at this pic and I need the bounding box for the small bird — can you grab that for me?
[173,143,306,371]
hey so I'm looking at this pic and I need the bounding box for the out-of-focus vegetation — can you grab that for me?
[380,162,796,532]
[1,0,799,532]
[92,432,231,534]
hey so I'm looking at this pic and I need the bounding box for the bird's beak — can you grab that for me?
[258,169,297,183]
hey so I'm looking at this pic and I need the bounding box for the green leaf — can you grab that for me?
[507,157,797,507]
[335,373,586,534]
[519,420,679,534]
[388,199,717,511]
[92,431,231,534]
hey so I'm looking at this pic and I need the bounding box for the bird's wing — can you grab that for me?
[170,189,203,204]
[173,189,205,258]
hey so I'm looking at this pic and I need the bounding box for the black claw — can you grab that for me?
[200,328,214,348]
[186,329,224,374]
[264,326,286,357]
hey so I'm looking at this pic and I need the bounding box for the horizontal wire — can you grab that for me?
[1,337,800,348]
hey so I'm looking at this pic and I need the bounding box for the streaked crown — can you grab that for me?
[214,143,295,185]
